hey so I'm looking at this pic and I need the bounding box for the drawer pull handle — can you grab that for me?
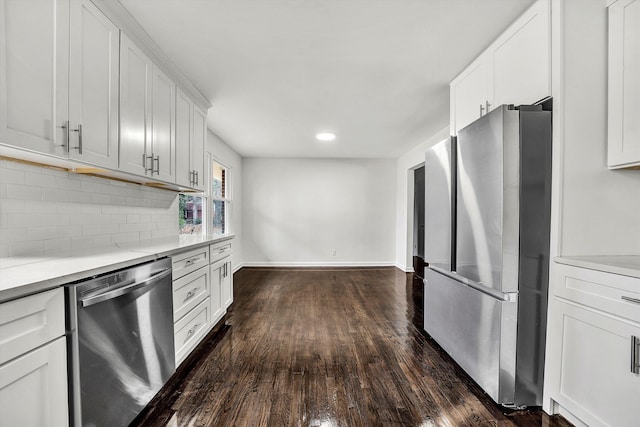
[218,248,227,254]
[186,323,201,340]
[632,336,640,375]
[185,287,199,301]
[184,257,200,267]
[621,296,640,305]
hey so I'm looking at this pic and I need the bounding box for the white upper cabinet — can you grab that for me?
[175,87,193,188]
[0,0,68,157]
[151,66,175,182]
[450,0,550,135]
[192,104,207,192]
[450,59,492,135]
[492,0,550,107]
[608,0,640,169]
[120,33,177,182]
[176,86,206,191]
[1,0,208,186]
[119,33,152,177]
[0,0,120,169]
[68,0,119,169]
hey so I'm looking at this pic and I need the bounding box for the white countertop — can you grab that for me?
[0,234,234,302]
[555,255,640,279]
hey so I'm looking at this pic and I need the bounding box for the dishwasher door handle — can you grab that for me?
[80,268,172,307]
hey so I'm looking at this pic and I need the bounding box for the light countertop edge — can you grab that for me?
[554,255,640,279]
[0,234,234,303]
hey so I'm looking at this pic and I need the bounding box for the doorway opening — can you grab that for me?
[412,166,425,278]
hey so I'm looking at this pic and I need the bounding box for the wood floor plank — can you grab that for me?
[134,268,572,427]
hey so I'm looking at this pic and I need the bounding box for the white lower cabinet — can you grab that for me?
[0,337,68,427]
[210,259,226,325]
[171,241,234,366]
[210,240,233,310]
[545,262,640,427]
[0,288,68,427]
[174,298,211,366]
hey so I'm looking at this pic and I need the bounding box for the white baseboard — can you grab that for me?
[395,263,414,272]
[240,261,396,268]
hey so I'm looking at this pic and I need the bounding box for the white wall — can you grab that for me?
[394,127,449,271]
[553,0,640,257]
[242,158,396,266]
[0,159,177,257]
[207,130,243,271]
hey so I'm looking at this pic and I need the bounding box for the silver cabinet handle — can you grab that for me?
[184,287,199,301]
[632,336,640,374]
[622,296,640,305]
[145,154,154,174]
[153,155,159,175]
[195,171,199,186]
[184,256,201,267]
[186,323,201,340]
[70,124,83,154]
[59,120,70,151]
[480,103,485,116]
[485,100,491,113]
[189,170,194,186]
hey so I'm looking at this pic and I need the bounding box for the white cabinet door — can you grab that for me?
[222,259,233,309]
[191,104,206,191]
[119,33,152,177]
[608,0,640,169]
[175,87,193,187]
[210,260,224,324]
[0,0,68,157]
[68,0,119,169]
[151,65,175,182]
[451,57,491,135]
[0,337,68,427]
[492,0,550,107]
[548,300,640,427]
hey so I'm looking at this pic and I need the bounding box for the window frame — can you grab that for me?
[210,157,231,236]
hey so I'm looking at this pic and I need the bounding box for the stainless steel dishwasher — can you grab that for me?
[66,258,175,427]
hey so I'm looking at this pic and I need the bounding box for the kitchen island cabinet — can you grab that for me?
[544,258,640,427]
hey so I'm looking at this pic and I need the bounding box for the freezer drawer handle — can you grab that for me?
[621,296,640,305]
[632,336,640,375]
[428,266,517,302]
[80,268,172,307]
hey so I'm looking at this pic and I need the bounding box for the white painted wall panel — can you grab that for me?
[242,158,395,266]
[559,0,640,256]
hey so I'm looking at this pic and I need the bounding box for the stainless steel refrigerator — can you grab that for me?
[423,104,552,408]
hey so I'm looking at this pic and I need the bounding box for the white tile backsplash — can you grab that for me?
[0,161,179,257]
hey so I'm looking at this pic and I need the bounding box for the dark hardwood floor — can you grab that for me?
[134,267,572,427]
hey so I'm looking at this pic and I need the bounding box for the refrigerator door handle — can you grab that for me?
[428,266,517,302]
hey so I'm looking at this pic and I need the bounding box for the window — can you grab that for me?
[211,161,229,235]
[179,194,204,235]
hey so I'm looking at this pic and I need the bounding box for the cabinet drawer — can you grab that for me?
[554,300,640,427]
[172,246,209,279]
[555,263,640,323]
[0,288,65,365]
[209,241,231,264]
[173,266,210,322]
[174,298,210,365]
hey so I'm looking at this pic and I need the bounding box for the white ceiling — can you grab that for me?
[119,0,535,159]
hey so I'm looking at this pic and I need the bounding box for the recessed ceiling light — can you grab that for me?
[315,132,336,141]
